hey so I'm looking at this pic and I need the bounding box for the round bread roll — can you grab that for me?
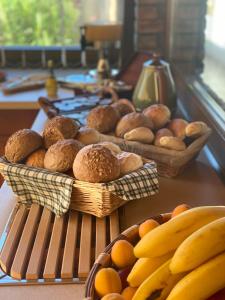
[185,121,208,138]
[76,127,100,145]
[5,129,43,163]
[26,148,46,168]
[44,139,83,172]
[87,105,120,133]
[143,104,171,129]
[124,127,154,144]
[154,128,173,146]
[73,145,120,183]
[98,142,122,154]
[111,99,136,117]
[115,112,153,138]
[159,136,186,151]
[167,118,188,140]
[43,116,79,148]
[117,152,143,176]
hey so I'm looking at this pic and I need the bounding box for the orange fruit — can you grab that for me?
[94,268,122,297]
[101,293,124,300]
[121,286,137,300]
[172,204,191,218]
[111,240,136,269]
[138,219,159,238]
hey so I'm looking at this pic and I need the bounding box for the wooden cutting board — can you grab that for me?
[0,204,120,285]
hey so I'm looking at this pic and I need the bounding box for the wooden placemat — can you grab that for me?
[0,204,120,285]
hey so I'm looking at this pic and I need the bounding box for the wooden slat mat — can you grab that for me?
[0,204,120,285]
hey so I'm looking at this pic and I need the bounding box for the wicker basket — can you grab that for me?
[98,128,212,178]
[84,213,171,300]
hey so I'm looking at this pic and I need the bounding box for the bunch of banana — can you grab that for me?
[130,206,225,300]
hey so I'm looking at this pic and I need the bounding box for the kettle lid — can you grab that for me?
[144,53,168,68]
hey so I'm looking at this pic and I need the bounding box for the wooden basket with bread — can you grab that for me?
[0,116,158,218]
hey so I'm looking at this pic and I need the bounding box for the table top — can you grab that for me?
[0,110,224,300]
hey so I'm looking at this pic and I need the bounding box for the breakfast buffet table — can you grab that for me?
[0,107,224,300]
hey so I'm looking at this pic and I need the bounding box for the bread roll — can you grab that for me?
[26,148,46,168]
[154,128,173,146]
[111,99,136,117]
[73,145,120,183]
[44,139,83,172]
[167,118,188,140]
[98,142,122,154]
[43,116,79,148]
[159,136,186,151]
[87,105,120,133]
[76,127,100,145]
[124,127,154,144]
[117,152,143,175]
[5,129,43,163]
[143,104,171,129]
[115,112,153,138]
[185,121,208,138]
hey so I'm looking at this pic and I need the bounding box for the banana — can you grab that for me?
[170,216,225,274]
[127,251,174,287]
[134,206,225,258]
[132,259,185,300]
[166,251,225,300]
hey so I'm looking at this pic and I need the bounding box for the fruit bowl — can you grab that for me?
[84,205,225,300]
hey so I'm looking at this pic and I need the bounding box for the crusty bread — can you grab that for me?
[124,127,154,144]
[154,128,173,146]
[43,116,79,148]
[44,139,83,172]
[159,136,186,151]
[111,99,136,117]
[143,104,171,130]
[73,144,120,183]
[25,148,46,168]
[115,112,153,138]
[76,127,100,145]
[98,142,122,154]
[5,129,43,163]
[87,105,120,133]
[185,121,208,138]
[117,152,143,175]
[167,118,188,140]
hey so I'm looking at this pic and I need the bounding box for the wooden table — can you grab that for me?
[0,110,224,300]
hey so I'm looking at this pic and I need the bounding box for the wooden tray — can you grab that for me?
[0,204,120,286]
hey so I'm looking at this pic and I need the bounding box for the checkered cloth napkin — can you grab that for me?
[0,157,159,216]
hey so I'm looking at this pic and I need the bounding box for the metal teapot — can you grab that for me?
[132,54,177,112]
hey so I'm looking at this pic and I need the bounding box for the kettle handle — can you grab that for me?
[154,71,167,104]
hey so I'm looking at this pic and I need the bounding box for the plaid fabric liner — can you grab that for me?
[0,157,159,216]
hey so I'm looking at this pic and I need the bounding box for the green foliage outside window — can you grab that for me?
[0,0,80,46]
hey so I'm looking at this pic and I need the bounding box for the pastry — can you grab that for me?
[5,129,43,163]
[43,116,79,148]
[25,148,46,168]
[98,142,122,154]
[117,152,143,175]
[115,112,153,138]
[44,139,83,172]
[76,127,100,145]
[111,99,136,117]
[73,144,120,183]
[143,104,171,129]
[154,128,173,146]
[185,121,209,138]
[124,127,154,144]
[87,105,120,133]
[159,136,186,151]
[167,118,188,140]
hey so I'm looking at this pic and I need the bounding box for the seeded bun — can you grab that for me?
[143,104,171,130]
[5,129,43,163]
[111,99,136,117]
[167,118,188,140]
[44,139,83,172]
[73,144,120,183]
[87,105,120,133]
[25,148,46,168]
[76,127,100,145]
[43,116,79,148]
[115,112,153,138]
